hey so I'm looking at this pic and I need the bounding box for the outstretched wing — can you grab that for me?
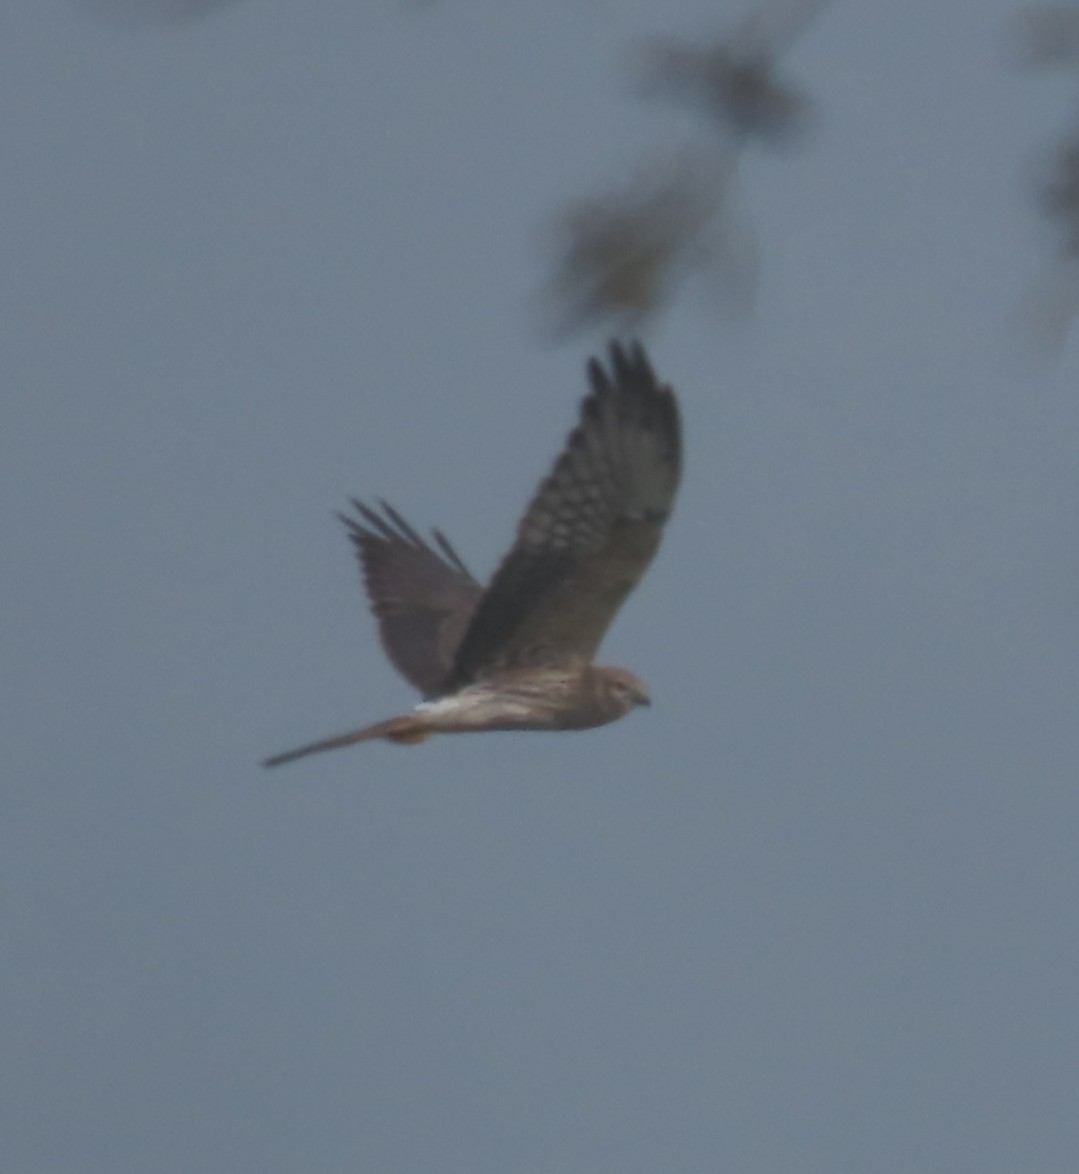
[443,341,681,691]
[340,500,483,698]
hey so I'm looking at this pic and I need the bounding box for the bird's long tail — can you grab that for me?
[262,713,430,768]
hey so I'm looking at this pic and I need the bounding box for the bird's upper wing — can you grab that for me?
[443,341,682,691]
[340,500,484,698]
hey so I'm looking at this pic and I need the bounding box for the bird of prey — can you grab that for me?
[263,341,682,767]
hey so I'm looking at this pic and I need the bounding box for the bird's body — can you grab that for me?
[263,341,681,767]
[263,664,649,766]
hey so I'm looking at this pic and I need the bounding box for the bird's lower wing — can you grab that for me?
[340,500,483,697]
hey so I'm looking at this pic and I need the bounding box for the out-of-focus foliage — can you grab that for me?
[1014,4,1079,360]
[539,151,750,338]
[1015,3,1079,68]
[633,0,832,146]
[635,37,811,145]
[1015,136,1079,358]
[542,0,829,338]
[1039,134,1079,254]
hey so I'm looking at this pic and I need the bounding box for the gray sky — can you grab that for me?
[4,2,1079,1171]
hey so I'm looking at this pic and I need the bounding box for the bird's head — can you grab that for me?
[596,665,652,713]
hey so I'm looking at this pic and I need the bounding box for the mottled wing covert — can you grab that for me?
[340,500,483,697]
[444,341,681,690]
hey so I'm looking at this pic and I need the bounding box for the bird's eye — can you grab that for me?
[611,680,641,705]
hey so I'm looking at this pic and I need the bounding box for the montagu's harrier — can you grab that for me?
[263,341,682,766]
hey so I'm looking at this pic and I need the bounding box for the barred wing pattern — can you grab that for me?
[340,500,483,698]
[443,341,681,691]
[262,341,680,767]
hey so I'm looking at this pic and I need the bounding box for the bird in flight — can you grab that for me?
[263,341,682,767]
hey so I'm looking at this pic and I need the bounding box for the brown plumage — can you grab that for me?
[263,341,681,767]
[338,500,483,698]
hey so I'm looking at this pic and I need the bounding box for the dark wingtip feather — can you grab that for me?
[585,340,678,430]
[377,500,428,548]
[584,339,662,414]
[590,339,682,473]
[432,528,474,578]
[586,355,611,398]
[338,500,470,573]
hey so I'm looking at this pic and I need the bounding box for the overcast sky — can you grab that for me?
[4,2,1079,1171]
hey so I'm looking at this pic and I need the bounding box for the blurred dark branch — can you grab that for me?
[632,0,832,147]
[1014,5,1079,360]
[539,150,745,338]
[1014,4,1079,69]
[541,1,831,339]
